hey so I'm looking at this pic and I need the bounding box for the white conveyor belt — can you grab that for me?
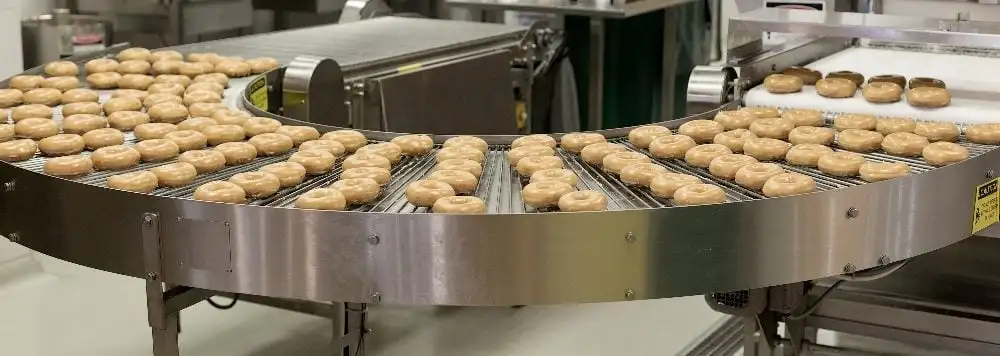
[745,47,1000,124]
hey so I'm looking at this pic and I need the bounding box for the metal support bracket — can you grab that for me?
[142,212,180,356]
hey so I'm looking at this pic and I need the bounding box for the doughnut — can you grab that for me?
[620,163,668,186]
[869,74,906,89]
[907,87,950,108]
[107,171,158,193]
[187,103,228,118]
[15,118,58,139]
[340,167,391,185]
[785,144,833,167]
[578,142,624,165]
[118,74,155,90]
[154,74,192,87]
[432,196,487,214]
[86,72,121,89]
[709,154,758,180]
[294,188,347,210]
[530,168,579,186]
[827,71,864,87]
[193,73,229,87]
[390,134,434,156]
[749,118,794,140]
[244,117,283,137]
[103,97,143,115]
[762,173,816,198]
[148,82,185,96]
[815,78,857,98]
[521,181,575,208]
[106,111,149,131]
[0,124,12,142]
[92,145,141,170]
[41,76,79,91]
[177,117,218,132]
[443,136,488,153]
[202,124,246,146]
[43,155,93,177]
[511,134,557,149]
[118,47,152,61]
[428,169,478,193]
[163,130,208,152]
[788,126,835,146]
[0,89,22,107]
[183,90,222,107]
[818,152,865,177]
[247,57,281,74]
[148,102,189,124]
[735,163,785,190]
[214,141,257,165]
[876,117,916,135]
[193,181,246,204]
[650,173,701,198]
[178,149,226,174]
[185,81,224,95]
[151,60,182,75]
[215,60,251,77]
[228,172,281,198]
[23,88,61,106]
[554,190,606,212]
[922,142,969,166]
[517,155,565,176]
[834,113,877,131]
[187,53,219,63]
[742,106,781,119]
[134,123,178,140]
[743,138,791,161]
[714,110,757,130]
[628,125,672,148]
[909,77,946,89]
[673,184,726,206]
[83,128,125,149]
[260,162,307,188]
[248,133,294,156]
[62,114,107,134]
[679,120,725,143]
[782,109,824,127]
[435,158,483,177]
[111,89,147,100]
[11,104,52,121]
[838,129,884,153]
[436,145,485,163]
[356,142,403,163]
[61,102,102,116]
[135,139,180,162]
[151,162,197,187]
[914,122,959,142]
[62,88,99,104]
[44,61,78,77]
[275,126,321,146]
[342,153,391,170]
[602,151,651,175]
[299,139,346,157]
[560,132,606,153]
[881,132,929,156]
[38,134,85,156]
[862,82,903,103]
[966,123,1000,144]
[684,143,732,168]
[178,62,211,78]
[9,75,43,91]
[782,66,822,85]
[859,162,911,182]
[212,110,252,126]
[143,92,183,108]
[118,59,151,74]
[0,139,37,161]
[288,150,336,175]
[150,50,183,62]
[331,178,381,204]
[763,74,803,94]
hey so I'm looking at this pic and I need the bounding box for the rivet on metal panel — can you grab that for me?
[771,64,776,71]
[3,180,14,192]
[987,169,995,179]
[367,234,380,246]
[846,207,859,219]
[878,255,891,265]
[371,291,381,303]
[843,263,856,274]
[143,213,156,225]
[147,272,158,280]
[7,232,19,243]
[267,85,274,92]
[624,232,636,243]
[624,289,636,300]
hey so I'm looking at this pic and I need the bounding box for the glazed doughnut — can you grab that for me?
[62,88,99,104]
[818,152,865,177]
[186,81,224,95]
[15,118,58,139]
[909,77,946,89]
[9,75,43,91]
[177,117,218,132]
[869,74,906,89]
[0,139,36,161]
[560,132,606,153]
[428,169,478,193]
[299,139,346,157]
[602,151,651,175]
[714,110,757,130]
[834,113,877,131]
[743,138,791,161]
[530,168,579,186]
[104,97,143,115]
[907,87,950,108]
[0,124,12,142]
[187,53,219,63]
[673,184,726,206]
[827,71,865,87]
[650,173,701,198]
[151,162,197,187]
[38,134,85,156]
[214,141,257,165]
[146,90,183,108]
[117,74,155,90]
[62,114,107,134]
[111,89,147,100]
[788,126,835,146]
[41,76,79,91]
[243,117,282,137]
[288,150,336,175]
[435,158,483,177]
[151,60,182,75]
[620,163,668,186]
[749,118,794,140]
[782,66,822,85]
[859,162,911,182]
[709,154,758,180]
[923,142,969,166]
[511,134,557,149]
[578,142,623,165]
[107,171,158,193]
[862,82,903,103]
[735,163,785,190]
[295,188,347,210]
[331,178,381,204]
[444,136,488,153]
[148,102,189,124]
[433,196,487,214]
[148,82,185,96]
[436,146,485,163]
[178,62,211,78]
[202,125,245,146]
[150,50,183,62]
[838,129,884,153]
[555,190,606,212]
[11,104,52,121]
[215,60,251,77]
[274,125,321,146]
[23,88,61,106]
[83,128,125,149]
[43,155,93,177]
[108,111,150,131]
[154,74,192,87]
[785,144,833,167]
[876,117,916,135]
[193,73,230,87]
[684,143,732,168]
[628,125,672,148]
[881,132,929,157]
[187,103,228,118]
[517,155,565,176]
[356,142,403,163]
[86,72,121,89]
[742,106,781,119]
[340,167,391,185]
[118,47,152,62]
[342,153,391,170]
[782,109,824,127]
[91,145,141,170]
[163,130,208,152]
[248,133,294,156]
[183,90,222,106]
[815,78,857,98]
[966,123,1000,144]
[61,102,102,116]
[193,181,246,204]
[679,120,725,143]
[135,139,180,162]
[763,74,803,94]
[320,130,367,153]
[762,173,816,198]
[134,123,178,140]
[260,162,307,188]
[0,89,22,107]
[212,110,251,126]
[521,181,575,208]
[390,134,434,156]
[247,57,281,74]
[44,61,78,77]
[229,172,281,198]
[914,122,959,142]
[178,149,226,174]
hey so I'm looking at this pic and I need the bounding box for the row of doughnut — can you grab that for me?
[765,68,951,108]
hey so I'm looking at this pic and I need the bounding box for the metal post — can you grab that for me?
[167,0,184,46]
[142,213,180,356]
[588,19,605,130]
[335,302,367,356]
[660,9,680,122]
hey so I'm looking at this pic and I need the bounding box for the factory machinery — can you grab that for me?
[3,11,1000,356]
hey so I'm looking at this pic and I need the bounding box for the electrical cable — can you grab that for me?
[785,279,844,321]
[206,294,240,310]
[834,260,910,282]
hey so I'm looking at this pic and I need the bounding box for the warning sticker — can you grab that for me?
[973,178,999,233]
[248,76,268,111]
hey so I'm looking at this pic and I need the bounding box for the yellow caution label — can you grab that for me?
[397,63,422,74]
[515,101,527,130]
[248,76,268,111]
[973,178,999,233]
